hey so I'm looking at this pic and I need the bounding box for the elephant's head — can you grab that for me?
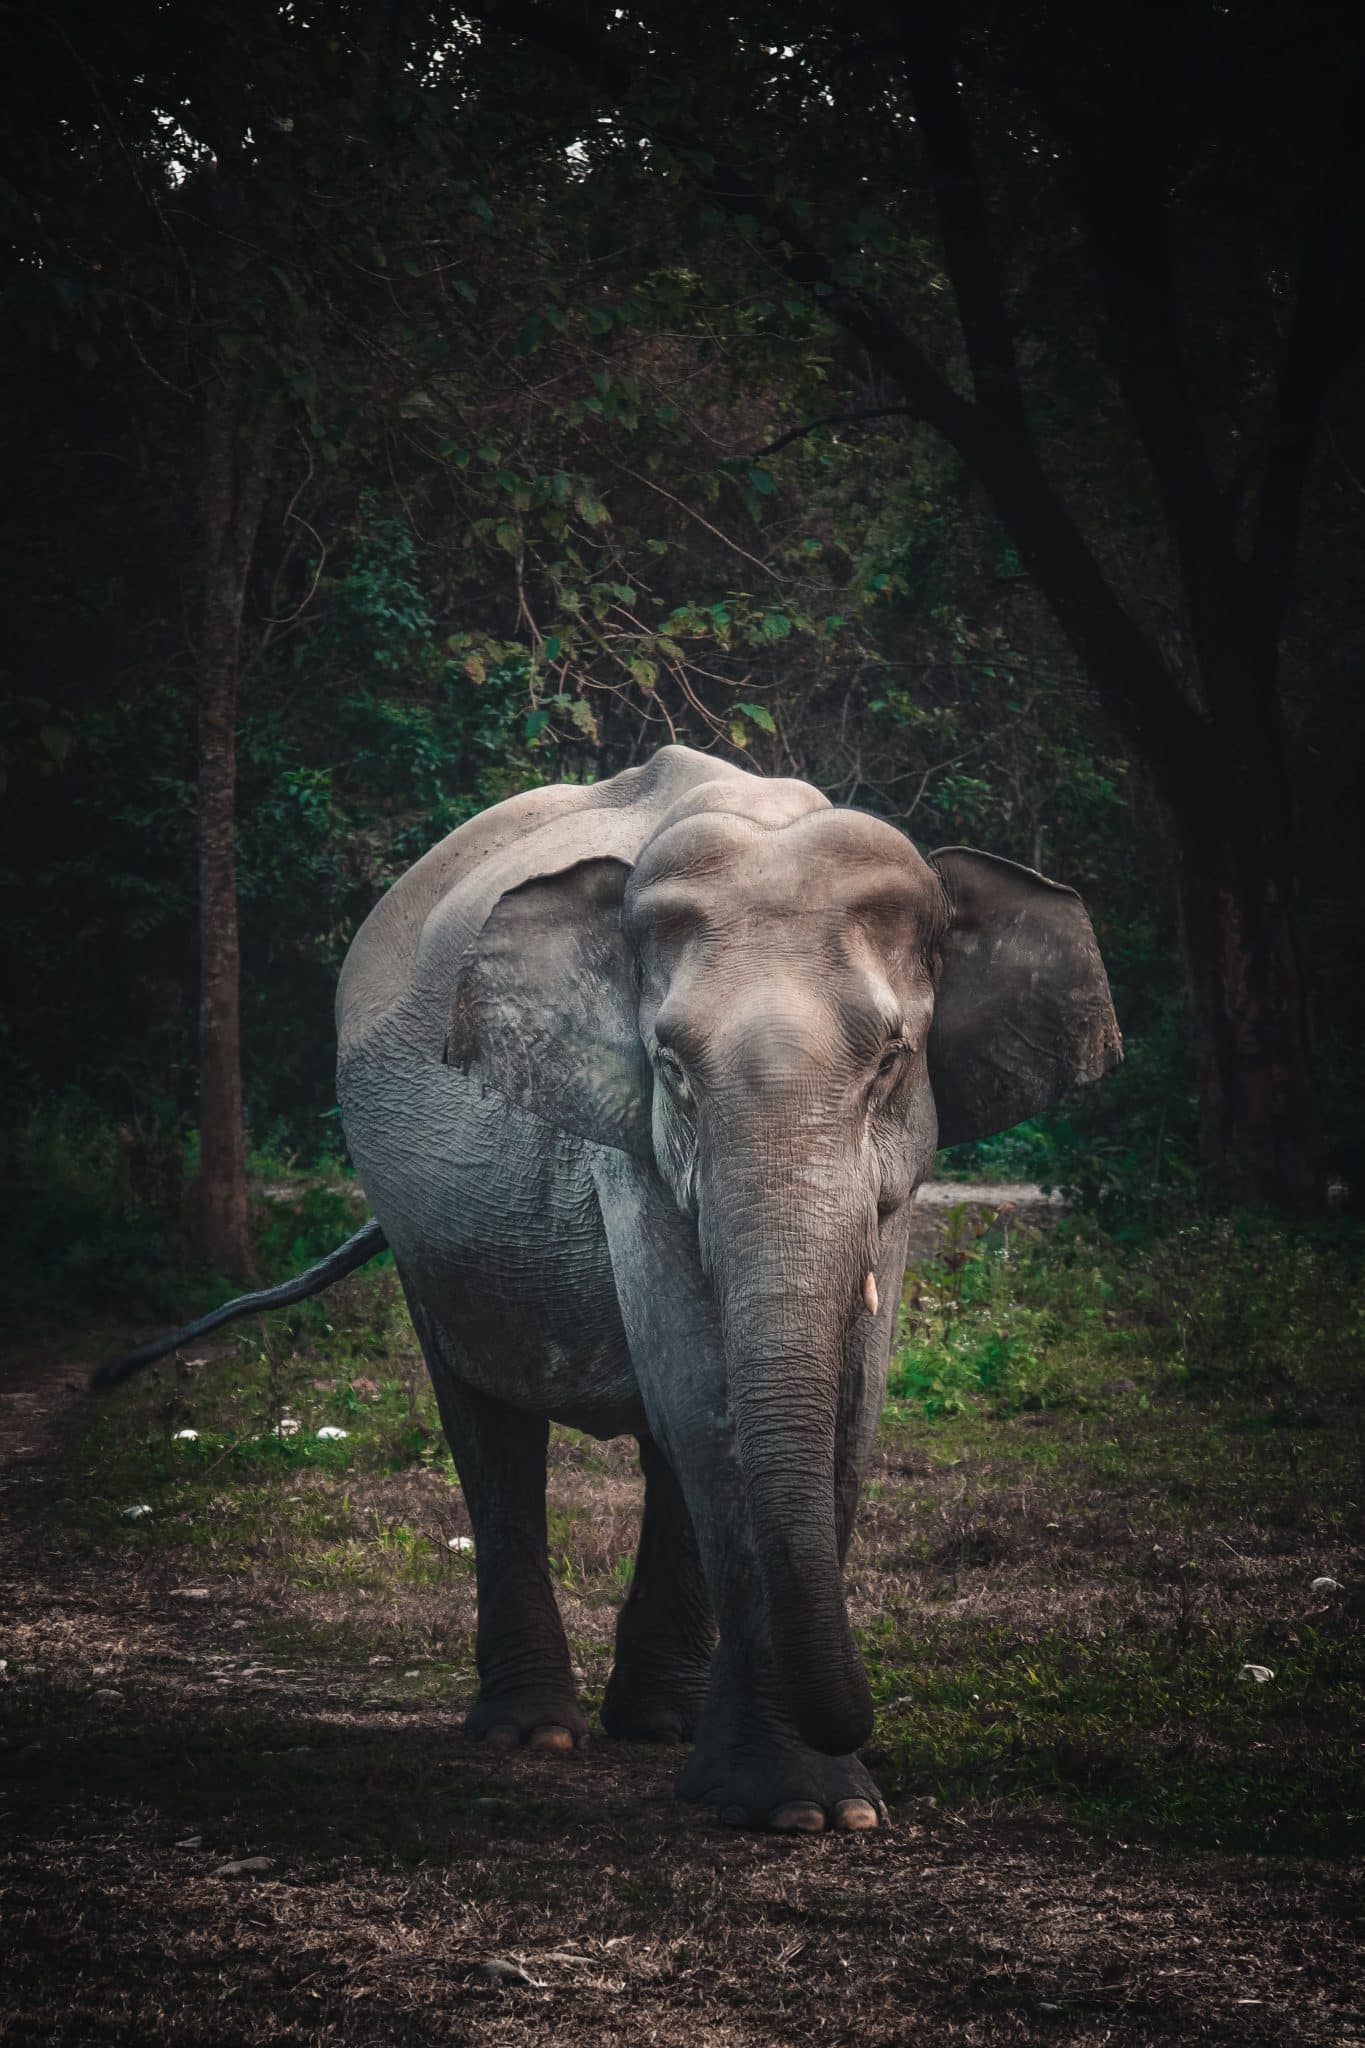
[448,770,1120,1755]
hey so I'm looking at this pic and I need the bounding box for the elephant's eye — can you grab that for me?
[877,1037,909,1080]
[655,1047,691,1101]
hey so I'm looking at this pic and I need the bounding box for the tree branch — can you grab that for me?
[748,406,917,459]
[1249,64,1365,645]
[473,1,1215,804]
[1047,5,1251,715]
[897,3,1027,431]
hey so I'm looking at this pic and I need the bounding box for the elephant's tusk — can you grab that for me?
[862,1271,879,1318]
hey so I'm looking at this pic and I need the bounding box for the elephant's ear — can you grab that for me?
[444,857,651,1157]
[928,848,1122,1148]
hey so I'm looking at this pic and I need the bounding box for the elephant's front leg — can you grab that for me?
[592,1153,895,1832]
[415,1312,588,1752]
[601,1434,716,1742]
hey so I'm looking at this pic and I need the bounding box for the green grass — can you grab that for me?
[23,1186,1365,1861]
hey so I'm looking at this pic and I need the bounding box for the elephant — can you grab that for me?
[98,743,1121,1832]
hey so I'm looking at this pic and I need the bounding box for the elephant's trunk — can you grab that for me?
[700,1127,878,1757]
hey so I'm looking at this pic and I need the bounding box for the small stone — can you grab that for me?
[175,1835,202,1849]
[90,1688,125,1706]
[170,1587,211,1601]
[229,1620,248,1630]
[1236,1663,1274,1684]
[403,1669,421,1679]
[213,1855,274,1877]
[276,1417,301,1437]
[447,1536,474,1552]
[122,1504,153,1520]
[315,1425,348,1440]
[1311,1576,1343,1594]
[173,1429,199,1441]
[367,1655,393,1667]
[467,1958,544,1991]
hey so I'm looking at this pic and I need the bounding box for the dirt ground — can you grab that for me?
[2,1303,1362,2047]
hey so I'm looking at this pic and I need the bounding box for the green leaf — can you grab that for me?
[568,697,600,740]
[747,466,775,495]
[733,701,776,733]
[524,708,550,740]
[543,635,563,661]
[512,315,543,357]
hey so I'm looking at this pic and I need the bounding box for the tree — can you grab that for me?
[4,2,443,1274]
[480,0,1365,1211]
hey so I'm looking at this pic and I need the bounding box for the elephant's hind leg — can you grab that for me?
[601,1435,716,1742]
[417,1316,588,1752]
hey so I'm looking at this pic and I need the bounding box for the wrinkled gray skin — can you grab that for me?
[336,746,1121,1831]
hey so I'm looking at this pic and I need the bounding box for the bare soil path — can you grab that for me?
[1,1212,1361,2048]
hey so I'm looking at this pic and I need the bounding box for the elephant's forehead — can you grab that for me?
[632,802,931,907]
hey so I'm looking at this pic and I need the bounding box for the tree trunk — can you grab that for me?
[1172,750,1323,1215]
[196,378,273,1282]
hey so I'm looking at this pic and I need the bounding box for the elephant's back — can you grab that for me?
[336,744,750,1058]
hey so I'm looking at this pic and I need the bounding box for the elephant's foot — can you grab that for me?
[464,1686,590,1752]
[676,1729,886,1832]
[600,1661,710,1743]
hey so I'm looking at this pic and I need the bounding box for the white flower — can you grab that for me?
[316,1425,348,1440]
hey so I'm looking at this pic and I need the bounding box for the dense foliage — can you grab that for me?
[3,0,1363,1275]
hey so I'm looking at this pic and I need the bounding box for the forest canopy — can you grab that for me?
[3,0,1363,1285]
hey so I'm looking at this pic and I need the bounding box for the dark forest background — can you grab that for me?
[3,0,1363,1318]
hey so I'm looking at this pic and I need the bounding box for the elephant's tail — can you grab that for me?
[90,1218,389,1390]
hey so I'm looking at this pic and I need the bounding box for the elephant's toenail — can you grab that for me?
[833,1798,880,1831]
[720,1805,748,1827]
[771,1802,826,1832]
[480,1724,519,1749]
[528,1724,576,1753]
